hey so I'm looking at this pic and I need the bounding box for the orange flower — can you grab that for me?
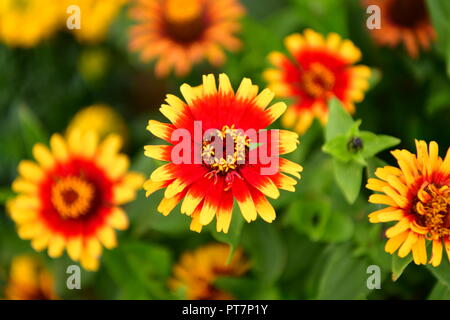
[363,0,436,58]
[264,29,371,134]
[128,0,245,77]
[144,73,302,233]
[7,130,144,271]
[169,243,249,299]
[4,255,58,300]
[367,140,450,266]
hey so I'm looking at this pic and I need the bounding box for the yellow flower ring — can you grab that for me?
[264,29,371,134]
[8,130,144,271]
[368,140,450,267]
[144,74,303,233]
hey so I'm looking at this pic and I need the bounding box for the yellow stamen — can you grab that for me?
[202,125,250,174]
[414,183,450,240]
[51,176,95,219]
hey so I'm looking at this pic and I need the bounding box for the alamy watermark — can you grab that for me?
[66,5,81,30]
[66,265,81,290]
[366,265,381,289]
[366,4,381,30]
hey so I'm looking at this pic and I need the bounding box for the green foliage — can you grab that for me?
[323,98,399,203]
[0,0,448,302]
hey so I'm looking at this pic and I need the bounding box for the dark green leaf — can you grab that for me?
[325,98,354,142]
[392,254,413,281]
[360,131,400,158]
[333,159,363,204]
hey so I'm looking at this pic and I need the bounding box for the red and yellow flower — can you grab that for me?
[264,29,371,134]
[7,130,144,271]
[144,73,302,233]
[169,243,249,299]
[129,0,245,77]
[4,255,58,300]
[367,140,450,266]
[363,0,436,58]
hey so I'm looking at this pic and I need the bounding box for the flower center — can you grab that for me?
[301,63,335,98]
[51,176,95,219]
[164,0,205,43]
[202,125,250,174]
[388,0,427,28]
[414,183,450,239]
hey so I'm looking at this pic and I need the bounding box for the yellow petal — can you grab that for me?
[108,207,129,230]
[97,227,117,250]
[385,231,408,254]
[218,73,234,94]
[48,235,66,258]
[67,237,82,261]
[50,133,69,161]
[430,240,443,267]
[32,143,55,169]
[18,160,44,182]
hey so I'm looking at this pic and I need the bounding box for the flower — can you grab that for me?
[143,73,302,233]
[67,104,128,143]
[129,0,245,77]
[7,130,144,271]
[264,29,372,134]
[169,243,249,299]
[0,0,63,48]
[367,140,450,266]
[4,255,58,300]
[363,0,435,58]
[67,0,129,43]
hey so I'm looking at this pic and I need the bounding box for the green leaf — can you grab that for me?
[322,135,353,162]
[292,0,348,36]
[211,208,245,261]
[359,131,400,158]
[426,77,450,115]
[103,240,173,299]
[285,198,353,243]
[325,98,354,142]
[427,261,450,288]
[428,282,450,299]
[391,254,413,281]
[426,0,450,78]
[333,159,363,204]
[241,221,286,285]
[315,244,371,299]
[17,104,48,153]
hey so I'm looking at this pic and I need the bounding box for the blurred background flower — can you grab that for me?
[7,130,143,270]
[0,0,450,301]
[0,0,63,48]
[169,243,249,299]
[128,0,245,77]
[66,104,128,143]
[264,29,371,134]
[4,255,58,300]
[363,0,436,58]
[67,0,129,44]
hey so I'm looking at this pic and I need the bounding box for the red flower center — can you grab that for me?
[51,176,95,219]
[202,124,250,174]
[414,183,450,239]
[388,0,428,28]
[301,62,335,98]
[163,0,207,43]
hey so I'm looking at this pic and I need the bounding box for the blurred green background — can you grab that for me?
[1,0,450,300]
